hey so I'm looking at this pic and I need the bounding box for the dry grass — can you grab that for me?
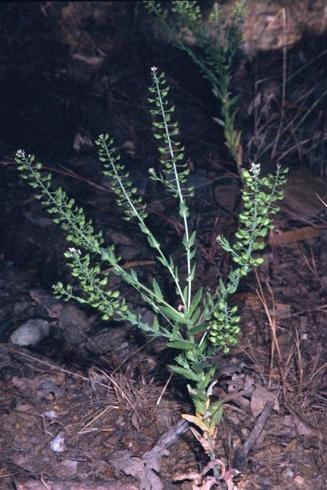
[252,265,327,446]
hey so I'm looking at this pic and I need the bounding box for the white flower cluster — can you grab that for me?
[250,162,261,176]
[16,149,26,159]
[68,247,81,255]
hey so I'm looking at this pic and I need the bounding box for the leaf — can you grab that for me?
[169,365,201,382]
[160,305,186,324]
[181,414,210,433]
[189,248,196,260]
[151,315,160,333]
[189,307,202,325]
[187,264,196,283]
[147,233,161,249]
[152,278,163,299]
[187,287,203,317]
[209,401,224,428]
[251,385,279,417]
[188,322,207,336]
[167,340,195,350]
[212,116,224,127]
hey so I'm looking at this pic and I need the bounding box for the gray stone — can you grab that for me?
[9,319,49,346]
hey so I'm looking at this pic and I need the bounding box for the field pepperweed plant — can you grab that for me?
[144,0,246,177]
[16,67,288,474]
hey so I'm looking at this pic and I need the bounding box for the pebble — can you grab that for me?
[50,431,66,452]
[9,319,49,346]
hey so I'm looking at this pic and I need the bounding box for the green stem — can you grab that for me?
[101,141,187,309]
[26,162,102,255]
[152,70,193,309]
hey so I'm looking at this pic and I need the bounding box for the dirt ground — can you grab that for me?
[0,2,326,489]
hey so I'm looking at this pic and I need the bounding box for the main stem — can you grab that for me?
[153,71,193,309]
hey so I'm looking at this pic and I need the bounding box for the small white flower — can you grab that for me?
[68,247,81,255]
[151,66,158,73]
[250,162,261,175]
[148,167,155,174]
[16,149,25,158]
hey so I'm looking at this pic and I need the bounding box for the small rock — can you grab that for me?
[9,319,49,346]
[43,410,58,421]
[294,475,305,487]
[58,459,78,477]
[59,304,91,345]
